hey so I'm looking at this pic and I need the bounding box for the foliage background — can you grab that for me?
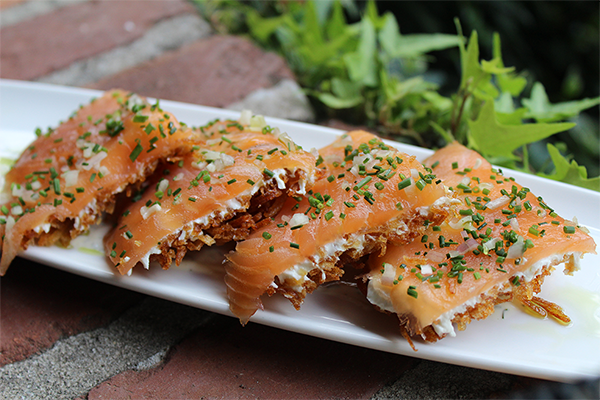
[195,0,599,187]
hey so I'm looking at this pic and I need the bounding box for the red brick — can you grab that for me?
[0,258,144,366]
[0,0,26,10]
[0,0,195,80]
[87,315,417,399]
[89,35,296,108]
[320,119,377,135]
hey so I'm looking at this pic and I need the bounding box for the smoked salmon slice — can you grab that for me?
[365,142,596,342]
[225,130,453,325]
[0,90,195,274]
[104,112,322,275]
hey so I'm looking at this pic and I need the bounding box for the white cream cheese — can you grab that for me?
[366,251,585,338]
[273,233,368,293]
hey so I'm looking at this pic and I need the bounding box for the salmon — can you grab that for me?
[366,142,597,341]
[104,113,322,275]
[225,131,453,324]
[0,90,195,275]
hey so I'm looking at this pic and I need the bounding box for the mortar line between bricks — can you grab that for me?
[0,296,215,400]
[37,13,213,87]
[0,0,91,28]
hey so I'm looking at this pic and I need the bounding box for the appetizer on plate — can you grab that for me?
[104,113,322,275]
[225,130,454,324]
[0,90,194,274]
[365,142,597,342]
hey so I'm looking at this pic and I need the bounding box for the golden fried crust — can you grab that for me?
[413,263,556,342]
[149,170,306,270]
[268,202,450,312]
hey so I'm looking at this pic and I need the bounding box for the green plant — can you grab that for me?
[193,0,600,190]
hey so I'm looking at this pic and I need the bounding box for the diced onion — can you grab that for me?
[507,236,525,259]
[81,151,107,171]
[62,170,79,188]
[11,205,23,215]
[157,179,169,193]
[473,158,482,169]
[203,150,224,161]
[485,195,510,210]
[420,264,433,275]
[478,182,493,191]
[192,161,207,170]
[98,166,110,178]
[483,238,500,251]
[276,132,296,151]
[173,173,184,181]
[448,216,473,230]
[457,238,479,254]
[460,177,471,186]
[83,146,93,158]
[380,263,397,286]
[509,218,520,231]
[11,184,23,197]
[449,250,463,257]
[426,250,445,263]
[6,216,15,231]
[249,115,267,131]
[239,110,252,126]
[289,213,309,228]
[140,203,162,220]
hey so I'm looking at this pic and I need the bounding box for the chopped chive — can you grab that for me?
[129,143,143,162]
[263,168,274,177]
[563,226,576,234]
[397,178,411,190]
[407,287,418,299]
[289,242,300,249]
[262,232,272,240]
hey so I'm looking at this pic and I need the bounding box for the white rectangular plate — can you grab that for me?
[1,79,599,382]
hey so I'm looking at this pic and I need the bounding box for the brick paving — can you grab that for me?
[0,1,597,399]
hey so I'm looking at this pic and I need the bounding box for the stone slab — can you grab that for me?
[87,314,418,399]
[89,35,295,108]
[0,0,195,80]
[0,258,144,367]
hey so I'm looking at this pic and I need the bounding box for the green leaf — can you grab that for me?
[429,120,455,145]
[246,9,286,43]
[393,34,462,57]
[301,1,324,47]
[325,0,347,39]
[492,33,527,96]
[378,13,401,56]
[540,143,600,191]
[314,92,363,109]
[343,17,378,87]
[467,100,575,158]
[460,31,488,90]
[364,0,386,30]
[495,108,528,126]
[523,82,600,123]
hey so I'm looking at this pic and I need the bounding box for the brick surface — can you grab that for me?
[0,0,26,10]
[0,258,144,367]
[0,0,195,80]
[89,35,295,108]
[87,314,418,399]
